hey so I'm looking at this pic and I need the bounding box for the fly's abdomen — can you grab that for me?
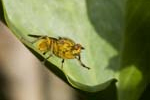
[37,37,51,53]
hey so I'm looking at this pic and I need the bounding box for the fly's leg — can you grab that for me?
[76,55,90,70]
[61,59,65,69]
[44,53,53,62]
[42,53,53,64]
[42,40,53,64]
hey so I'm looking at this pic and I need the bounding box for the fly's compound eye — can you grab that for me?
[74,44,84,50]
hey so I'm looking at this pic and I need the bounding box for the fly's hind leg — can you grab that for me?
[42,53,53,64]
[76,55,90,70]
[61,59,65,69]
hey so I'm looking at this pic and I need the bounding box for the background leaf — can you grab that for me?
[118,0,150,100]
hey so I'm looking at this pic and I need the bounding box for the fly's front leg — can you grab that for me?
[76,55,90,70]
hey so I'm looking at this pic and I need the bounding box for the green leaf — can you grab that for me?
[2,0,150,100]
[2,0,118,92]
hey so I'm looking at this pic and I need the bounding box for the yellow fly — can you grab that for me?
[28,34,90,70]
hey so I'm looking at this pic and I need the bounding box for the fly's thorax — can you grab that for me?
[52,37,75,59]
[52,38,84,59]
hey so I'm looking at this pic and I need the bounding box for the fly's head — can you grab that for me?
[72,44,84,56]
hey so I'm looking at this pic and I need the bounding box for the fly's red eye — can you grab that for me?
[74,45,79,50]
[74,44,82,50]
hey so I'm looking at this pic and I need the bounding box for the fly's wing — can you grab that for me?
[28,34,55,39]
[28,34,47,38]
